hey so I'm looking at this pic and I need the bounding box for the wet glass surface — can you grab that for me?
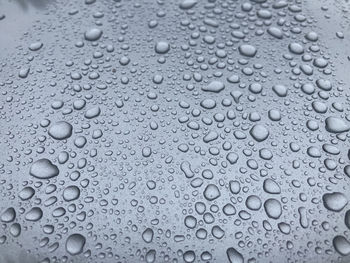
[1,0,350,262]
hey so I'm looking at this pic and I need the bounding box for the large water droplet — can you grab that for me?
[30,159,59,179]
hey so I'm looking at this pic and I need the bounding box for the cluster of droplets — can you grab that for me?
[0,0,350,262]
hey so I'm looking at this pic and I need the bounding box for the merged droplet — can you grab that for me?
[29,159,59,179]
[325,117,350,133]
[202,80,225,93]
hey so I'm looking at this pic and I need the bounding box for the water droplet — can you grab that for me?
[65,233,86,255]
[84,28,103,41]
[30,159,59,179]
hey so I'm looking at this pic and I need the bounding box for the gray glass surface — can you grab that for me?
[0,0,350,262]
